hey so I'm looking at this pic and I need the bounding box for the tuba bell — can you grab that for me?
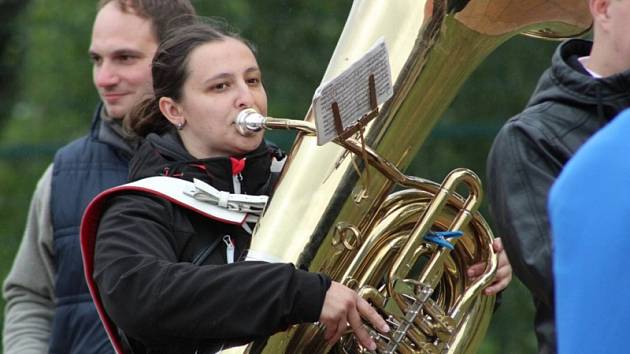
[228,1,591,353]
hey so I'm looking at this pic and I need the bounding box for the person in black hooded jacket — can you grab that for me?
[89,18,390,354]
[486,0,630,353]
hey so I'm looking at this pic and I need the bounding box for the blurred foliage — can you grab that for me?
[0,0,30,131]
[0,0,578,353]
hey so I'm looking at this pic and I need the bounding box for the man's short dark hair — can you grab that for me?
[97,0,196,42]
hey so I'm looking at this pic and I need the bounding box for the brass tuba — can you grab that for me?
[229,1,591,353]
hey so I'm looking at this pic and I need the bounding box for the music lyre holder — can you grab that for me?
[328,74,380,203]
[331,74,380,143]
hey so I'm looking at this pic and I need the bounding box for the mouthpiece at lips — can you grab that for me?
[235,108,265,136]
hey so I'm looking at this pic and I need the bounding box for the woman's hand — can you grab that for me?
[467,237,513,295]
[319,281,390,350]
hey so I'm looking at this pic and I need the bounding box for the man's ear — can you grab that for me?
[590,0,611,24]
[159,97,184,127]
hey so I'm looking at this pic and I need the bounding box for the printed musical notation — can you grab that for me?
[312,38,393,145]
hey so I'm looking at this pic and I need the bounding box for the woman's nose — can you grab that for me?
[235,84,255,109]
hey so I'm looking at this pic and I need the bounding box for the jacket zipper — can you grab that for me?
[191,236,223,266]
[223,235,235,264]
[232,173,242,194]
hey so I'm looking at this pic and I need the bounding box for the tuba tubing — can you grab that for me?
[228,1,591,353]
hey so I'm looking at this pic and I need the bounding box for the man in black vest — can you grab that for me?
[487,0,630,353]
[2,1,196,353]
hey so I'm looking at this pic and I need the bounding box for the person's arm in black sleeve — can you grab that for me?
[486,120,560,308]
[93,193,330,345]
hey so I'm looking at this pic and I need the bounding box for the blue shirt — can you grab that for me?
[549,108,630,354]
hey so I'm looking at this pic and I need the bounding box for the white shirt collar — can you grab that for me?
[578,56,602,78]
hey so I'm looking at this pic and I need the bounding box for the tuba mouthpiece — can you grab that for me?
[235,108,265,136]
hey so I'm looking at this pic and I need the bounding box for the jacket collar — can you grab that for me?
[129,129,273,195]
[527,39,630,120]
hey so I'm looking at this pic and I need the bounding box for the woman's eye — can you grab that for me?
[247,78,260,85]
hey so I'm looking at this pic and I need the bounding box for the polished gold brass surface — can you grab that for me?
[225,1,591,353]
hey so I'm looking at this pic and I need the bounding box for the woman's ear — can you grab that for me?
[159,97,185,127]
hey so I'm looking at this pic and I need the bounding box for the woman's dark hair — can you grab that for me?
[127,17,256,137]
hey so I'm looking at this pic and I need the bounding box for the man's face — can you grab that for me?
[89,2,158,118]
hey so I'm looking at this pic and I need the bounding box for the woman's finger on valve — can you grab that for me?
[322,320,336,343]
[328,316,348,346]
[357,297,389,334]
[320,282,349,342]
[348,299,377,350]
[321,281,389,348]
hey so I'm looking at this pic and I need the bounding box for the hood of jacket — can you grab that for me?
[526,39,630,120]
[129,129,279,195]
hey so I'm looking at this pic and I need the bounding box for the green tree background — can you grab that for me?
[0,1,577,352]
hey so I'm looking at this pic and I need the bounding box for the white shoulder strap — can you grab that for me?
[121,176,266,225]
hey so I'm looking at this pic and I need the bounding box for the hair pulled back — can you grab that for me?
[127,17,255,137]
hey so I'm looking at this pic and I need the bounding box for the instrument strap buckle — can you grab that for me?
[183,178,269,215]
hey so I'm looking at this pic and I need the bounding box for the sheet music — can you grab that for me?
[312,38,393,145]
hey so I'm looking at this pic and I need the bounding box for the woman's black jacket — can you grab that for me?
[93,131,331,353]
